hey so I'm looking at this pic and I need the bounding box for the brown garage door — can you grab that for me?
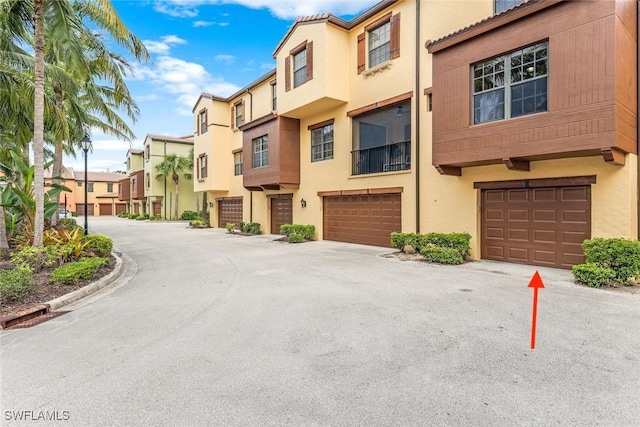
[270,195,293,234]
[99,204,112,215]
[115,204,127,214]
[152,201,162,216]
[75,203,94,216]
[482,186,590,269]
[218,198,243,228]
[323,193,401,247]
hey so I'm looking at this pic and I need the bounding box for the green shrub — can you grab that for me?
[390,232,419,251]
[189,219,207,228]
[581,238,640,284]
[226,223,235,233]
[45,244,75,266]
[572,263,616,288]
[0,265,34,303]
[288,232,305,243]
[144,213,150,220]
[135,215,146,221]
[149,215,163,221]
[58,218,79,231]
[419,232,471,258]
[83,234,113,257]
[10,246,49,271]
[71,211,78,217]
[420,246,464,265]
[50,257,110,284]
[280,224,314,240]
[238,222,261,234]
[180,211,200,221]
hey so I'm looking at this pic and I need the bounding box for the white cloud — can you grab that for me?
[215,54,235,64]
[193,20,214,27]
[162,35,187,45]
[134,55,240,115]
[153,0,379,20]
[143,35,187,55]
[90,139,135,152]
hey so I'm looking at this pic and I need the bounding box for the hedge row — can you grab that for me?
[391,232,471,258]
[572,238,640,287]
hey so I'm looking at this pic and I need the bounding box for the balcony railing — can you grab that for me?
[352,140,411,176]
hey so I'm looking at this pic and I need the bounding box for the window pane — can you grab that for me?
[293,49,307,87]
[369,22,391,67]
[511,77,547,118]
[473,89,505,124]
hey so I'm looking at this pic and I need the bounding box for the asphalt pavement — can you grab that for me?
[1,216,639,426]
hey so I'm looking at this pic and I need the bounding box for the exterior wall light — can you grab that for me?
[300,199,307,208]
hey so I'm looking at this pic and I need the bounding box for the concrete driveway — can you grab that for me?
[2,217,639,426]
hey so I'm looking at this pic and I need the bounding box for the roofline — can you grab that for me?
[145,134,194,145]
[191,69,277,112]
[272,0,399,57]
[427,0,562,54]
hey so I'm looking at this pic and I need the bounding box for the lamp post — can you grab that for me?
[81,134,91,235]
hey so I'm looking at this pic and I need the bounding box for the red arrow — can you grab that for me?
[528,270,545,349]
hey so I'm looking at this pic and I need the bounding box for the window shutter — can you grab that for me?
[230,106,234,128]
[390,13,401,59]
[285,56,291,92]
[306,41,313,81]
[357,32,365,74]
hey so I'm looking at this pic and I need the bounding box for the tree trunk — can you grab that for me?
[174,183,179,220]
[0,205,9,250]
[32,0,46,246]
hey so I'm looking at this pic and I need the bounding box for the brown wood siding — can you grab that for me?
[131,170,145,199]
[270,196,292,234]
[99,204,112,216]
[481,186,590,269]
[323,194,401,248]
[115,204,127,214]
[218,198,243,228]
[431,1,636,168]
[118,178,130,201]
[242,116,300,189]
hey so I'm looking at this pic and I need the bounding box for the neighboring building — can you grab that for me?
[193,0,491,246]
[426,0,638,268]
[119,148,144,214]
[45,166,77,213]
[72,171,126,216]
[143,134,196,219]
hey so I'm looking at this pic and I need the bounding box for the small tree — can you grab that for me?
[154,153,192,220]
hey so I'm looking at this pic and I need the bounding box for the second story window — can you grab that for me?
[87,182,94,193]
[252,135,268,168]
[145,145,150,161]
[473,41,548,125]
[310,120,334,162]
[285,40,313,91]
[107,183,114,193]
[271,81,277,111]
[358,13,400,74]
[234,101,244,128]
[146,173,150,189]
[199,109,208,134]
[495,0,523,14]
[234,151,243,176]
[198,154,207,179]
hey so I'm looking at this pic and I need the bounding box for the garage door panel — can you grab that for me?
[323,193,400,247]
[218,198,243,228]
[482,185,590,269]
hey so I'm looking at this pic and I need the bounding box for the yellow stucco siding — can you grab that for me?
[422,156,639,260]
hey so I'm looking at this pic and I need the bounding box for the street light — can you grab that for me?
[81,134,92,235]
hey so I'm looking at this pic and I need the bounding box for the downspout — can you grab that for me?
[247,88,253,223]
[414,0,421,233]
[637,0,639,238]
[246,89,253,122]
[250,191,253,222]
[164,141,167,219]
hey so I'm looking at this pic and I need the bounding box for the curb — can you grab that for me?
[47,251,124,311]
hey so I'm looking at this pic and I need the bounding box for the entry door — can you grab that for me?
[270,195,293,234]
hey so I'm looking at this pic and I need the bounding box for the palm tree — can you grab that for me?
[1,0,148,244]
[155,154,193,220]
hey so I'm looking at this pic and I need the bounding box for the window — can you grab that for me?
[285,41,313,91]
[199,109,208,134]
[369,21,391,68]
[87,182,94,193]
[495,0,523,14]
[145,145,150,161]
[78,181,83,188]
[234,101,244,128]
[145,173,150,189]
[293,49,307,88]
[350,100,411,175]
[252,135,268,168]
[198,154,207,179]
[107,183,113,193]
[271,81,277,111]
[234,151,243,176]
[310,121,334,162]
[127,158,130,169]
[427,93,433,112]
[472,42,548,125]
[358,13,400,74]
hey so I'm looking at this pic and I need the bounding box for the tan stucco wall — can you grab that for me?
[421,155,639,260]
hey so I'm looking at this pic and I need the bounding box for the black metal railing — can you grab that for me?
[351,140,411,176]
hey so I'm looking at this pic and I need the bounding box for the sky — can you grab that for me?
[63,0,381,173]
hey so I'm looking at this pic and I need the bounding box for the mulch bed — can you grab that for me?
[0,255,116,318]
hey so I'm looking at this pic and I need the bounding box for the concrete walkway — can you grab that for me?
[1,217,638,426]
